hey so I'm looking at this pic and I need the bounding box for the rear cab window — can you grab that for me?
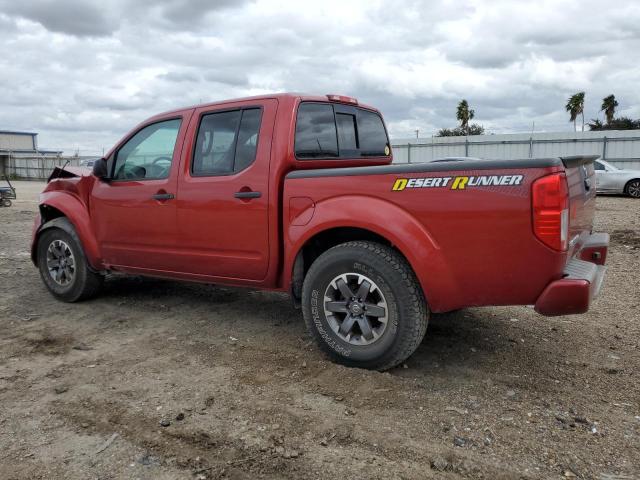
[294,104,338,158]
[358,110,388,156]
[295,102,390,160]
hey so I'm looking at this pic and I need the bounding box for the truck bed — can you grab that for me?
[284,157,597,313]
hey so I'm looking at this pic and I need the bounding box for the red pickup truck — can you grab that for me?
[32,93,609,370]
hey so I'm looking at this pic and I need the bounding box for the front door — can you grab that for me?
[91,114,191,271]
[173,99,276,281]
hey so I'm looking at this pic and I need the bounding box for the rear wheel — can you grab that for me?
[302,241,428,370]
[625,179,640,198]
[37,225,103,302]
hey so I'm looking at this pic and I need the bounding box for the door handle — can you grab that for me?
[152,193,175,200]
[234,191,261,199]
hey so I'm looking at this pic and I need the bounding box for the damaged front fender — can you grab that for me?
[32,172,103,270]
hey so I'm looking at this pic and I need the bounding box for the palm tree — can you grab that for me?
[566,92,585,132]
[456,100,475,135]
[601,94,618,125]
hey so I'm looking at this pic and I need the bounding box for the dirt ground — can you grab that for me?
[0,181,638,480]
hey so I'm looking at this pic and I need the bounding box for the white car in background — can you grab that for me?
[594,159,640,198]
[79,158,100,168]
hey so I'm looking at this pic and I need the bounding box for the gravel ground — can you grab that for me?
[0,181,639,480]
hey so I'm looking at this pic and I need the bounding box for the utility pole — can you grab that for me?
[415,129,419,139]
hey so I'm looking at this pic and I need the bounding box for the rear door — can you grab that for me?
[91,114,191,270]
[173,99,277,280]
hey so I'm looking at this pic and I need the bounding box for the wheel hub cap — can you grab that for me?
[349,302,363,315]
[324,273,388,346]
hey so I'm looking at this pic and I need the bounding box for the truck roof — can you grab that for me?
[151,92,379,120]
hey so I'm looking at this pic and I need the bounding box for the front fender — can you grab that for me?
[283,195,459,312]
[33,191,102,270]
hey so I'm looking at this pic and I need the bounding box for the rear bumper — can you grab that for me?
[534,233,609,316]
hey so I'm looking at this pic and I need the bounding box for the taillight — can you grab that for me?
[532,173,569,251]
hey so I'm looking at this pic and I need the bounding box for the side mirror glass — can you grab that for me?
[92,158,110,181]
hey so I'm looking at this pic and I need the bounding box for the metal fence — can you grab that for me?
[5,155,87,180]
[6,130,640,178]
[391,130,640,170]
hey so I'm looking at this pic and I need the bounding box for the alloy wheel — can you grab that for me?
[627,180,640,198]
[323,273,388,346]
[46,239,76,286]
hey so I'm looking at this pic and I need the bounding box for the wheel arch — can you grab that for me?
[624,177,640,197]
[290,226,393,299]
[285,195,459,312]
[32,192,102,270]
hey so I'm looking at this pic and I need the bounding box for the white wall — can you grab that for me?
[391,130,640,170]
[0,132,35,151]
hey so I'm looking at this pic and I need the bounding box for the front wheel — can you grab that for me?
[625,179,640,198]
[1,199,11,207]
[302,241,428,371]
[37,223,103,302]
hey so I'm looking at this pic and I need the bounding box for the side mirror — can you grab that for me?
[92,158,110,181]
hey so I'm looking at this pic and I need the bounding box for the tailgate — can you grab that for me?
[560,155,598,255]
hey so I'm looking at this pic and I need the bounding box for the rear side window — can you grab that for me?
[235,109,262,171]
[295,102,389,159]
[192,108,262,175]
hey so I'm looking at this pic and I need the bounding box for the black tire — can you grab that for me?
[1,199,10,207]
[625,179,640,198]
[37,222,103,302]
[301,241,428,370]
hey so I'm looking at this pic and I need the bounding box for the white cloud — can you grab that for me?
[0,0,639,153]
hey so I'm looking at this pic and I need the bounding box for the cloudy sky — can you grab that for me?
[1,0,639,154]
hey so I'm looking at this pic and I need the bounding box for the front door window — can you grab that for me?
[113,119,181,180]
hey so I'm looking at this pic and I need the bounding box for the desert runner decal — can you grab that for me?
[392,174,524,191]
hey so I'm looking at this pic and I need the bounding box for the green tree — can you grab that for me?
[588,116,640,131]
[566,92,585,132]
[456,99,475,134]
[587,119,603,131]
[437,124,485,137]
[610,116,640,129]
[601,94,618,125]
